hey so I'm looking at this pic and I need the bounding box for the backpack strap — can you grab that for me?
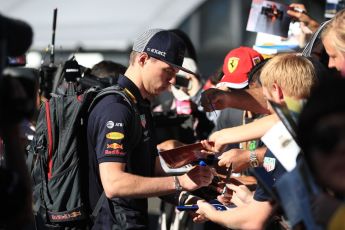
[45,100,54,180]
[88,85,142,152]
[26,144,34,172]
[87,85,133,112]
[91,192,106,220]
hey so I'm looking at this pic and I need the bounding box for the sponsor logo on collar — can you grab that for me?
[123,88,137,104]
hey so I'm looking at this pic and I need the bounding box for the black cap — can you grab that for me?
[132,29,196,75]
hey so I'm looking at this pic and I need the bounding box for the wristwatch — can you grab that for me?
[249,150,259,167]
[174,176,183,192]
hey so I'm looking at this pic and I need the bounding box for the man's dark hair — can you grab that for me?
[90,60,127,79]
[207,66,224,85]
[248,58,270,85]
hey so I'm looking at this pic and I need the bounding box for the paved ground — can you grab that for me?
[148,198,161,230]
[148,198,220,230]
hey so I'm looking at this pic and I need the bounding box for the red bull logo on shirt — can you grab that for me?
[107,143,123,150]
[104,149,124,155]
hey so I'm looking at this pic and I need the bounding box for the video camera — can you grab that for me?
[0,67,39,124]
[0,14,33,60]
[0,14,35,126]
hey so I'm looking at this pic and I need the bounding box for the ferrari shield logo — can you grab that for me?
[227,57,239,73]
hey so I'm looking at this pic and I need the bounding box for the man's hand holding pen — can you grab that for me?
[218,148,252,173]
[178,164,214,191]
[217,184,254,207]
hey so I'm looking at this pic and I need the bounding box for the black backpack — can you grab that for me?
[27,82,142,229]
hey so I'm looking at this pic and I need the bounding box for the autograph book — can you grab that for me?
[158,142,207,169]
[159,142,257,200]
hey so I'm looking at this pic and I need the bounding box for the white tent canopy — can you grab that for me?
[1,0,204,51]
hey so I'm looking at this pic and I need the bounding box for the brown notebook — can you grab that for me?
[159,142,206,168]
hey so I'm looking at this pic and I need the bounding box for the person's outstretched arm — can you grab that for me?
[205,114,279,152]
[201,87,270,115]
[194,199,273,229]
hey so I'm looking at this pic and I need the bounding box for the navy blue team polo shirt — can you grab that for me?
[87,74,158,229]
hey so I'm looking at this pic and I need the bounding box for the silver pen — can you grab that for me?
[221,163,232,195]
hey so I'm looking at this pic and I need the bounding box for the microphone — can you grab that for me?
[0,14,33,56]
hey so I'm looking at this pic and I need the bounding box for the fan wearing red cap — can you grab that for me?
[217,46,264,89]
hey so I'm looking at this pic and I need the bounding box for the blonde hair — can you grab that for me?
[260,53,316,98]
[322,9,345,54]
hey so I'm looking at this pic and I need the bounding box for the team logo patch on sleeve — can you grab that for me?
[263,157,276,172]
[106,132,124,140]
[107,143,123,150]
[104,149,124,155]
[106,121,115,129]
